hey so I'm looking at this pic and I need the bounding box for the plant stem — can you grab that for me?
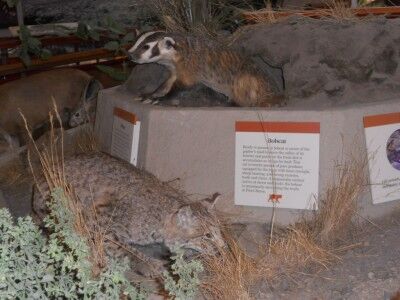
[269,202,276,253]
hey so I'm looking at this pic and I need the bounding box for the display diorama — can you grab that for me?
[1,0,400,299]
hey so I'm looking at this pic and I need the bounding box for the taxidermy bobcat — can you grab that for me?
[32,152,225,276]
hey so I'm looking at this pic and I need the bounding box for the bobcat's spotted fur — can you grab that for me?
[32,152,224,276]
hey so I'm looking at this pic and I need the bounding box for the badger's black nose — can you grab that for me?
[127,52,135,61]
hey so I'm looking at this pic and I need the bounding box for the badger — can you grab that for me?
[128,31,283,107]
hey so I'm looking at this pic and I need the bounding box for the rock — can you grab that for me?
[160,84,231,107]
[122,64,171,98]
[0,189,6,209]
[324,81,344,96]
[237,222,268,259]
[233,17,400,105]
[370,72,388,83]
[121,64,231,107]
[10,0,146,27]
[368,272,375,280]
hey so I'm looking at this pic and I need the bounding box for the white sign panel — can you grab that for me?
[235,121,320,210]
[364,112,400,204]
[111,107,141,166]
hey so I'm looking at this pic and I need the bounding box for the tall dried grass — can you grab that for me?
[201,228,261,300]
[325,0,356,21]
[201,148,368,298]
[20,102,108,276]
[147,0,249,36]
[244,0,357,24]
[266,149,368,278]
[0,158,28,187]
[312,151,368,245]
[72,125,99,154]
[22,102,168,280]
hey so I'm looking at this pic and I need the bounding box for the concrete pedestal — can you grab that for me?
[95,86,400,224]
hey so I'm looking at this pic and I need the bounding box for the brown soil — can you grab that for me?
[252,213,400,299]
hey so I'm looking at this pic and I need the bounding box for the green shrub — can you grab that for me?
[0,187,204,299]
[0,188,145,300]
[163,247,204,300]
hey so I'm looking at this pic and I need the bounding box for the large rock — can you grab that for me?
[122,63,231,107]
[5,0,149,26]
[122,64,171,98]
[233,16,400,106]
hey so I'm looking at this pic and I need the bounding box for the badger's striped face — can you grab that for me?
[128,31,177,66]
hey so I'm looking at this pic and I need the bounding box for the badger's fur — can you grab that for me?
[128,32,283,107]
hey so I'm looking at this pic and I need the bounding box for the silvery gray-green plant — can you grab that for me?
[163,247,204,300]
[0,188,146,300]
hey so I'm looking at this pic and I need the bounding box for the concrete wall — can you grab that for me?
[95,86,400,224]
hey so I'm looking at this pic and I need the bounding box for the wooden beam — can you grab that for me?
[0,28,138,49]
[0,48,127,76]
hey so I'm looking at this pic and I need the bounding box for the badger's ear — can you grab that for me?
[162,37,176,49]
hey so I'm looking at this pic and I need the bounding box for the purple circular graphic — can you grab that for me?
[386,129,400,171]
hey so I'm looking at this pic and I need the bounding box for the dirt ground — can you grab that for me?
[1,163,399,300]
[251,213,400,300]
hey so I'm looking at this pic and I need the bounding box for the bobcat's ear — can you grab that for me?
[201,193,221,210]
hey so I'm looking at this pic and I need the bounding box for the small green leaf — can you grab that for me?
[40,49,52,60]
[88,30,100,41]
[122,32,135,44]
[5,0,19,8]
[19,49,31,66]
[103,41,120,51]
[107,32,119,40]
[76,22,89,39]
[96,65,129,81]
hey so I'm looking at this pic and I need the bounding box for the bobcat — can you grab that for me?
[32,152,225,276]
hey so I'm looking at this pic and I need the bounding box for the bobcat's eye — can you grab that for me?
[205,233,212,239]
[143,45,150,50]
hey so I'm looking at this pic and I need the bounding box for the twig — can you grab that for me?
[269,203,276,253]
[353,210,385,232]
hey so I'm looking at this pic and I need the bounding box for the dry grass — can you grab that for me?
[201,148,368,299]
[244,3,278,24]
[148,0,212,34]
[201,228,261,300]
[147,0,245,37]
[72,125,99,154]
[0,158,29,187]
[244,0,357,24]
[265,149,368,276]
[312,152,368,245]
[268,225,340,274]
[325,0,356,21]
[20,102,108,276]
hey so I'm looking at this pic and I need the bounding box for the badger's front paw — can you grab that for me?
[142,98,160,105]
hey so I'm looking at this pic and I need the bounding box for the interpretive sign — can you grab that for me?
[364,112,400,204]
[111,107,141,166]
[235,121,320,210]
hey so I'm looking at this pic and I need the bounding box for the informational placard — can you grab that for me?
[111,107,141,166]
[364,112,400,204]
[235,121,320,210]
